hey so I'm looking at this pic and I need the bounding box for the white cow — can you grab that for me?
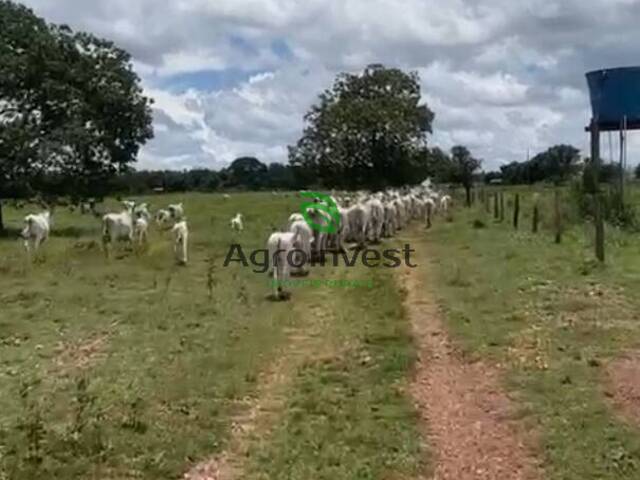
[440,195,452,214]
[230,213,244,232]
[425,198,436,228]
[134,217,149,246]
[133,204,151,246]
[102,202,136,254]
[267,230,301,300]
[383,202,397,238]
[392,199,406,231]
[365,198,384,243]
[331,207,350,252]
[168,203,184,221]
[287,213,305,229]
[305,206,331,258]
[345,204,369,246]
[155,209,172,228]
[122,200,136,211]
[289,220,313,274]
[21,211,52,255]
[172,220,189,265]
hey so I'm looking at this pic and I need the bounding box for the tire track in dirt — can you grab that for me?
[605,351,640,428]
[400,232,541,480]
[183,295,336,480]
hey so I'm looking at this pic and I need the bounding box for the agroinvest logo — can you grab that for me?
[222,191,418,273]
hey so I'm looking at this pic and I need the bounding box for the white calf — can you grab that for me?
[289,220,313,274]
[331,207,350,252]
[155,209,171,228]
[132,203,151,247]
[425,198,436,228]
[365,199,384,243]
[383,202,397,238]
[267,230,301,299]
[172,220,189,265]
[305,206,331,258]
[346,204,369,246]
[287,213,305,229]
[230,213,244,232]
[102,202,136,254]
[440,195,452,214]
[21,211,52,255]
[392,199,406,230]
[168,203,184,221]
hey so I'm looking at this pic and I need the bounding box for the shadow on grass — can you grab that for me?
[0,228,20,238]
[52,226,98,238]
[266,291,292,302]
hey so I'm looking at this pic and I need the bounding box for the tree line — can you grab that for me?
[488,145,581,185]
[1,1,489,233]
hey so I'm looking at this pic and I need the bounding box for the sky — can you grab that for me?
[20,0,640,171]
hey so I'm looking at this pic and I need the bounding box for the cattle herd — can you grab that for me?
[268,183,451,299]
[17,184,451,300]
[20,200,189,264]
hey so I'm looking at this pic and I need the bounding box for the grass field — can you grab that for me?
[426,185,640,479]
[4,186,640,479]
[0,193,422,479]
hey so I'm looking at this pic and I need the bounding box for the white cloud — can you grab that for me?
[19,0,640,171]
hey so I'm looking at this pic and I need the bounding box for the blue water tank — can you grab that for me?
[586,67,640,129]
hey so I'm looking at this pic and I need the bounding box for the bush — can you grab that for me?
[570,178,638,230]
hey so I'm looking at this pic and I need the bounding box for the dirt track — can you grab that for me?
[401,239,540,480]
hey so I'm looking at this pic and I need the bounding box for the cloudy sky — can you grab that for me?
[21,0,640,171]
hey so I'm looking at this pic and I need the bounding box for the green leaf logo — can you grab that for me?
[300,192,341,234]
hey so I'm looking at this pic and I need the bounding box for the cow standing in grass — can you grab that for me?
[289,220,313,275]
[168,203,184,221]
[22,210,52,257]
[102,202,136,256]
[230,213,244,232]
[172,220,189,265]
[133,203,151,246]
[268,230,301,300]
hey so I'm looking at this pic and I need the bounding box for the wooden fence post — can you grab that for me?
[493,193,499,220]
[499,192,505,222]
[513,194,520,229]
[554,189,562,244]
[595,195,605,262]
[591,119,605,262]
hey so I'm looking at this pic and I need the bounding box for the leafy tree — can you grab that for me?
[266,163,296,190]
[497,144,581,185]
[0,0,153,231]
[450,145,481,206]
[223,157,268,190]
[288,64,434,190]
[599,163,623,184]
[426,147,455,183]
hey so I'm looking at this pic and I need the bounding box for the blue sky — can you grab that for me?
[20,0,640,170]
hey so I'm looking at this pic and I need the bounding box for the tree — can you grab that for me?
[266,163,296,190]
[288,64,434,190]
[427,147,455,183]
[223,157,268,190]
[496,144,581,186]
[450,145,481,206]
[0,0,153,231]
